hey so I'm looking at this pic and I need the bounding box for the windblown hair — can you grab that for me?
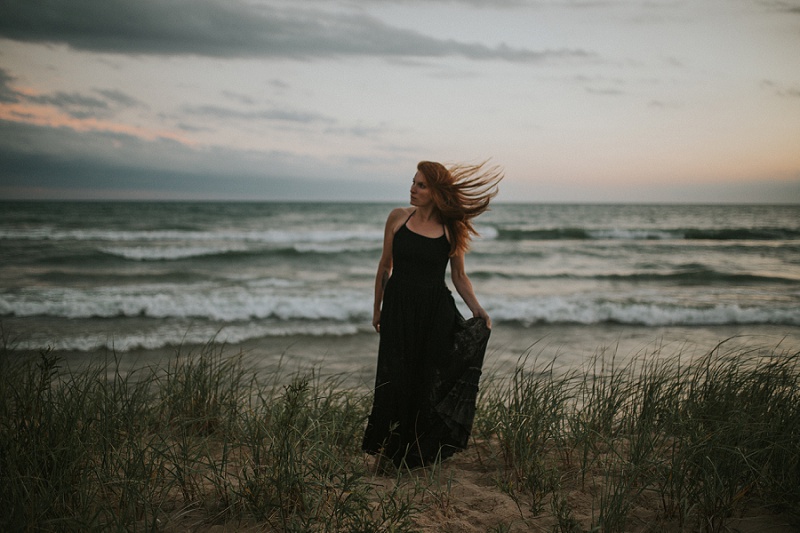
[417,160,503,257]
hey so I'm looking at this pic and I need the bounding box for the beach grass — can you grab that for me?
[1,331,798,532]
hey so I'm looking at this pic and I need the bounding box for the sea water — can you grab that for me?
[2,202,798,380]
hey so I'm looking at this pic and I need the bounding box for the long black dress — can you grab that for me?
[362,215,491,468]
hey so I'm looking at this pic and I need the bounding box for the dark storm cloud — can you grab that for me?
[365,0,519,4]
[0,148,331,199]
[0,119,393,200]
[317,0,613,7]
[0,0,591,62]
[0,119,182,168]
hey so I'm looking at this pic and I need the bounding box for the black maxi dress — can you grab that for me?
[362,217,491,468]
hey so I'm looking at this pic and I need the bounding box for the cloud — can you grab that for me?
[27,92,110,119]
[0,69,20,103]
[0,147,330,200]
[0,73,177,140]
[584,87,624,96]
[0,71,148,120]
[324,124,389,139]
[221,91,257,106]
[0,118,402,200]
[761,80,800,98]
[182,104,336,124]
[764,0,800,15]
[0,0,591,62]
[574,74,626,96]
[306,0,619,8]
[357,0,529,6]
[95,89,146,108]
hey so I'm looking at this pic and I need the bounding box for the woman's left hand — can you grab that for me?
[474,307,492,329]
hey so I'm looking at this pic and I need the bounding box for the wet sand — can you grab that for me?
[36,323,800,389]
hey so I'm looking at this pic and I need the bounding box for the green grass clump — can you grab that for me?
[0,341,419,532]
[478,339,800,532]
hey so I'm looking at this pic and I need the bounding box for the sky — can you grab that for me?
[1,0,799,203]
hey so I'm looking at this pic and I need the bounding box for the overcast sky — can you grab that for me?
[1,0,799,202]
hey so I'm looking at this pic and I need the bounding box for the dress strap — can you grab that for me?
[405,210,416,224]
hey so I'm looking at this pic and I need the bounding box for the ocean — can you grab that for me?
[2,201,799,384]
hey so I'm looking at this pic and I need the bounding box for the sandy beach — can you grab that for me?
[179,442,799,533]
[362,443,799,533]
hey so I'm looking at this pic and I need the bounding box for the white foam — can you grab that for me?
[99,244,249,261]
[11,320,367,352]
[587,229,676,240]
[1,227,384,244]
[0,284,372,322]
[293,242,382,254]
[4,284,797,327]
[474,225,499,240]
[484,295,800,327]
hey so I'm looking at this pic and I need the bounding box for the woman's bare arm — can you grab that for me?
[372,208,408,332]
[450,253,491,329]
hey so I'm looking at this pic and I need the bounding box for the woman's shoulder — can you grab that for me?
[386,207,413,223]
[383,207,413,234]
[390,206,414,216]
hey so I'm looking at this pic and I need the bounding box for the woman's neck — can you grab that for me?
[413,205,439,223]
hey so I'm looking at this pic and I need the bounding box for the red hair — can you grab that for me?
[417,160,503,257]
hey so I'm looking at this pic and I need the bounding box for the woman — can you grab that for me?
[362,160,503,469]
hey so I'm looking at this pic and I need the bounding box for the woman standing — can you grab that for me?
[362,160,503,469]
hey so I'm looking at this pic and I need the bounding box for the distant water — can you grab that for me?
[2,201,799,366]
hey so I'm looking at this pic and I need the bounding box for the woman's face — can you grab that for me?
[410,171,432,207]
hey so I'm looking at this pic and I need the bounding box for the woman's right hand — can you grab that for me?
[372,310,381,333]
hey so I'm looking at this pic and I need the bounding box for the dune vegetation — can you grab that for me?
[1,329,798,532]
